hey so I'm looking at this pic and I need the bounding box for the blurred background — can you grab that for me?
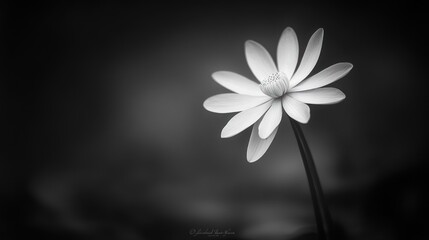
[1,1,427,240]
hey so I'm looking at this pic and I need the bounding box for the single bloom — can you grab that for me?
[203,27,352,162]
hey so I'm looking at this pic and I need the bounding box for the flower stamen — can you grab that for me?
[260,72,289,98]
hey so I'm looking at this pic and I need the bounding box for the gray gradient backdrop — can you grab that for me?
[1,2,427,240]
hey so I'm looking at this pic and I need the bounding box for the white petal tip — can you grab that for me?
[211,71,219,79]
[202,100,210,111]
[283,26,294,32]
[258,130,270,140]
[221,127,241,138]
[245,40,255,45]
[246,155,261,163]
[315,28,324,38]
[340,62,353,69]
[220,131,232,138]
[211,71,222,84]
[244,40,261,49]
[203,100,217,113]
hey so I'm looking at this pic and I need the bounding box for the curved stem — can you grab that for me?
[289,117,333,240]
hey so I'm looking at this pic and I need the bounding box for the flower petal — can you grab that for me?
[277,27,299,80]
[221,100,272,138]
[282,95,310,124]
[290,63,353,92]
[288,88,345,105]
[204,93,271,113]
[258,99,282,139]
[247,119,278,163]
[245,40,277,82]
[289,28,324,88]
[212,71,265,96]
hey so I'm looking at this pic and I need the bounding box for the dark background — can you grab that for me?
[1,1,427,240]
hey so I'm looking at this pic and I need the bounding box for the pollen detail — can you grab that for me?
[259,72,289,98]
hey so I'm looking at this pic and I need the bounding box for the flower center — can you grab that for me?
[259,72,289,98]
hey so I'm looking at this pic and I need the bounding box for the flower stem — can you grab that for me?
[289,118,333,240]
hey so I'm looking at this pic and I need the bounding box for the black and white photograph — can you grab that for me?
[1,2,427,240]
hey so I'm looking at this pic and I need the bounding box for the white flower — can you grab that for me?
[203,27,352,162]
